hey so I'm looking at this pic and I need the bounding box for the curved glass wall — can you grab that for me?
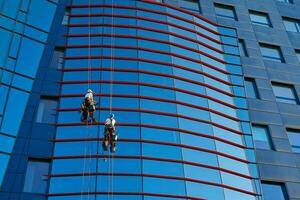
[48,0,261,199]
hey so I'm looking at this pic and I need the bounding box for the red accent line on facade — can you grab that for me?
[64,55,229,75]
[60,80,234,108]
[67,3,218,35]
[138,0,218,26]
[65,43,226,65]
[47,172,257,196]
[48,154,254,179]
[64,33,223,54]
[57,93,238,121]
[67,22,221,46]
[57,106,243,136]
[68,13,222,47]
[59,79,234,107]
[52,125,250,164]
[46,191,206,199]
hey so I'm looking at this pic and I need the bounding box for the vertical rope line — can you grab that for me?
[110,1,115,200]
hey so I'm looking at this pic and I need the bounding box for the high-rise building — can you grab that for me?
[0,0,299,200]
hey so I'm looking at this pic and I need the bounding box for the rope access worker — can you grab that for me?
[80,89,96,122]
[102,113,117,153]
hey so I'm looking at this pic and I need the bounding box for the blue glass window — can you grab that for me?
[286,128,300,153]
[277,0,293,4]
[178,0,200,13]
[36,96,58,124]
[283,17,300,32]
[0,134,14,153]
[15,38,44,78]
[0,85,9,115]
[0,28,11,66]
[238,39,248,56]
[272,82,299,104]
[0,89,29,136]
[214,3,237,20]
[62,8,70,25]
[249,10,272,27]
[0,154,9,188]
[251,124,273,150]
[260,44,284,63]
[261,181,288,200]
[27,0,56,32]
[50,47,65,69]
[23,159,50,193]
[244,78,259,99]
[296,49,300,63]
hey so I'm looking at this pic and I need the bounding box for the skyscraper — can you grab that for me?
[0,0,299,200]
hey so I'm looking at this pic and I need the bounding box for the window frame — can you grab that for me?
[251,124,274,150]
[286,128,300,153]
[244,77,259,99]
[214,3,237,20]
[261,181,289,200]
[238,39,248,57]
[259,43,284,63]
[35,96,58,124]
[282,17,300,33]
[249,10,272,27]
[271,82,299,105]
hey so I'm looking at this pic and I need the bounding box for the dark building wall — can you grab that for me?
[199,0,300,199]
[0,0,68,199]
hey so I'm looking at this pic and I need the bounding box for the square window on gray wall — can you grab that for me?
[23,159,50,193]
[244,78,259,99]
[261,181,288,200]
[271,82,299,104]
[178,0,200,13]
[259,43,284,63]
[251,124,273,150]
[214,3,237,20]
[249,10,272,27]
[296,49,300,63]
[277,0,293,4]
[286,128,300,153]
[283,17,300,33]
[238,39,248,56]
[36,96,58,123]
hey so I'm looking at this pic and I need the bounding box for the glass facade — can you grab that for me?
[46,1,261,200]
[0,0,58,188]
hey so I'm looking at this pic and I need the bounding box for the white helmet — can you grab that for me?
[87,89,93,93]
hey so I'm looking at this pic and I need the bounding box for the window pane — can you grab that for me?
[272,83,298,104]
[286,129,300,153]
[215,3,237,20]
[262,182,288,200]
[23,159,50,193]
[178,0,200,13]
[251,125,273,150]
[295,50,300,63]
[283,17,300,32]
[238,39,248,56]
[36,97,58,123]
[249,10,271,27]
[50,48,65,69]
[277,0,293,3]
[260,44,284,63]
[244,78,259,99]
[0,154,9,188]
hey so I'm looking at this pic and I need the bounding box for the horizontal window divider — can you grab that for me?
[50,138,250,163]
[59,79,234,107]
[46,191,206,199]
[67,1,218,33]
[64,55,229,77]
[56,93,238,121]
[66,22,221,46]
[64,33,223,54]
[57,106,244,136]
[67,13,221,45]
[46,172,257,196]
[64,42,225,64]
[61,65,230,85]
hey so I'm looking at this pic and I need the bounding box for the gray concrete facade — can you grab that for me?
[200,0,300,199]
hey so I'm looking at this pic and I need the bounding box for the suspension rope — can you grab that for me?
[81,1,92,200]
